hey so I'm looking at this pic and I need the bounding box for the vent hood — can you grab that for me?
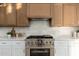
[28,18,52,27]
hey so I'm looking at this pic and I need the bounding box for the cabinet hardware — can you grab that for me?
[2,42,7,44]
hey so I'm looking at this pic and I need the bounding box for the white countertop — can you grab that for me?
[0,36,26,41]
[0,35,79,41]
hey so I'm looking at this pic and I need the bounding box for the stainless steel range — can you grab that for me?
[25,35,54,56]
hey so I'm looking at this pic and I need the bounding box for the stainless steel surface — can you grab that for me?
[25,35,54,56]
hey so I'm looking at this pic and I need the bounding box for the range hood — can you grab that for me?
[28,17,52,27]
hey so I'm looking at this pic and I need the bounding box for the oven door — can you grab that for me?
[30,48,51,56]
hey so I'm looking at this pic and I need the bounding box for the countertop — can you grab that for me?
[0,35,79,41]
[55,35,79,41]
[0,36,26,41]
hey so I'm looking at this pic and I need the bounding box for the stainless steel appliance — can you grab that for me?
[25,35,54,56]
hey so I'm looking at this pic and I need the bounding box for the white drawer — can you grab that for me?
[0,41,12,45]
[12,41,25,45]
[12,41,25,48]
[55,41,69,47]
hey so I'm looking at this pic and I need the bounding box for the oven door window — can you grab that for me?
[30,48,50,56]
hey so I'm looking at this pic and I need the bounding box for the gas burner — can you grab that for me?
[26,35,53,39]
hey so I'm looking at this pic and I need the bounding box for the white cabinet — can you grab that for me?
[0,47,11,56]
[0,41,12,56]
[69,40,79,56]
[12,48,25,56]
[55,40,69,56]
[0,40,25,56]
[12,41,25,56]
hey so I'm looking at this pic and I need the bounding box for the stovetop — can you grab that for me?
[25,35,54,48]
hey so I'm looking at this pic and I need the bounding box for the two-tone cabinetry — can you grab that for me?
[0,3,79,27]
[0,3,53,27]
[0,3,51,27]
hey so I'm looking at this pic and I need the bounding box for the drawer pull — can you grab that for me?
[16,42,21,44]
[2,42,6,44]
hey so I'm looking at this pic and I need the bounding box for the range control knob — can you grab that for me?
[49,41,51,44]
[31,41,33,46]
[46,41,48,44]
[27,41,29,45]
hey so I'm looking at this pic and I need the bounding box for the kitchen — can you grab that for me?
[0,3,79,56]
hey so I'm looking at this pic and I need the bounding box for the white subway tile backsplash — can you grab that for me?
[0,27,76,40]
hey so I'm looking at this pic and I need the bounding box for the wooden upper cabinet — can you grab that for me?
[63,4,77,26]
[6,3,16,26]
[28,4,51,17]
[51,4,63,26]
[76,5,79,26]
[16,3,29,27]
[0,6,6,26]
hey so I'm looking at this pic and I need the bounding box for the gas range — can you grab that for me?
[25,35,55,56]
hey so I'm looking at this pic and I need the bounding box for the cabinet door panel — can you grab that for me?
[0,6,6,26]
[76,6,79,26]
[29,4,51,17]
[6,3,16,26]
[63,4,77,26]
[11,41,25,56]
[55,47,69,56]
[0,41,12,56]
[55,41,69,56]
[1,47,11,56]
[69,40,79,56]
[51,4,63,26]
[12,48,25,56]
[16,3,28,26]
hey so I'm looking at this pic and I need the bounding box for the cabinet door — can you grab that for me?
[51,4,63,26]
[69,40,79,56]
[28,3,51,17]
[63,4,77,26]
[16,3,29,27]
[6,3,16,26]
[0,6,6,26]
[55,41,69,56]
[12,48,25,56]
[0,46,11,56]
[0,41,12,56]
[76,5,79,26]
[12,41,25,56]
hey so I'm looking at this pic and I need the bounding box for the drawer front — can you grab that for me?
[12,41,25,45]
[12,41,25,48]
[0,41,12,45]
[55,41,69,47]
